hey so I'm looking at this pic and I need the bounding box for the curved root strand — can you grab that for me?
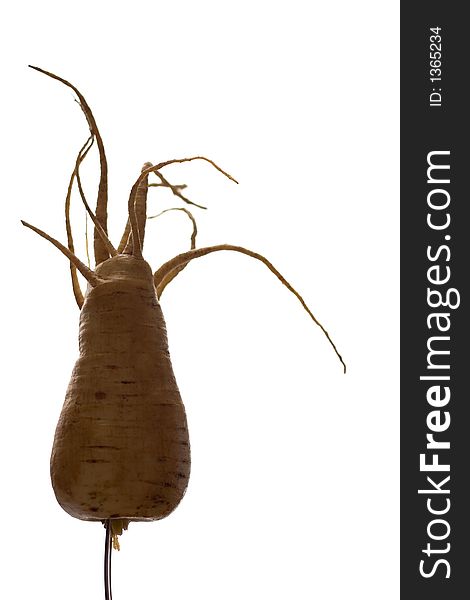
[154,245,346,372]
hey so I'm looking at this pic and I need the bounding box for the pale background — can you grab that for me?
[1,1,398,598]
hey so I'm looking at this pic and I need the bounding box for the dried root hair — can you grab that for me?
[22,67,345,372]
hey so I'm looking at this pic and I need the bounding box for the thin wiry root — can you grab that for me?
[65,135,94,308]
[118,173,196,255]
[29,65,110,265]
[65,133,115,308]
[148,207,198,296]
[154,245,346,373]
[148,207,198,248]
[21,220,101,287]
[76,167,118,258]
[152,170,207,210]
[151,156,238,184]
[127,156,237,258]
[149,182,187,190]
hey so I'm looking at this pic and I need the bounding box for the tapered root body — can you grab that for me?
[50,255,190,521]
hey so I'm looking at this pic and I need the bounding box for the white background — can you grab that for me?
[1,2,398,598]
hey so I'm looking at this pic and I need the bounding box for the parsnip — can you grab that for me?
[23,67,345,545]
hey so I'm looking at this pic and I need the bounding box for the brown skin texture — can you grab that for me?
[51,255,190,521]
